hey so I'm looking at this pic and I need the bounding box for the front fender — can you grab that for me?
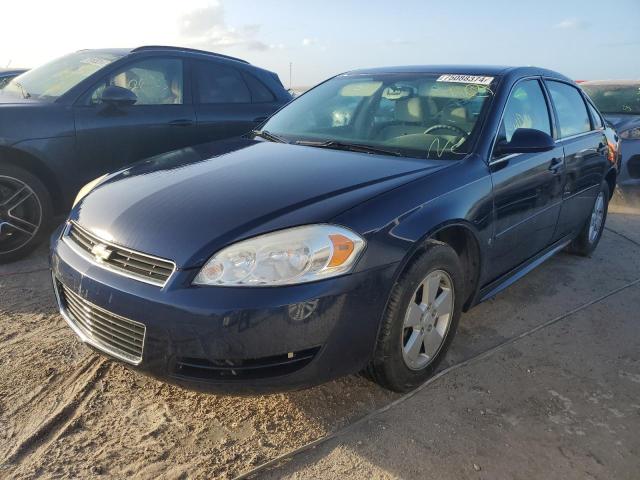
[333,156,493,275]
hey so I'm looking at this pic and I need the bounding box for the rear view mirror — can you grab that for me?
[495,128,555,155]
[101,85,137,107]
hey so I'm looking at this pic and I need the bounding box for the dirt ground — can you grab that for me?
[1,206,639,479]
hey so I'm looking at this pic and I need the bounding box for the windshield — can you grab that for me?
[581,83,640,115]
[261,73,496,160]
[3,51,124,102]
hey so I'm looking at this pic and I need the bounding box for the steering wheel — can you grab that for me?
[423,124,469,137]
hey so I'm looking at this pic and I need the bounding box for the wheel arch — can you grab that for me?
[390,220,483,313]
[0,146,64,214]
[605,167,616,200]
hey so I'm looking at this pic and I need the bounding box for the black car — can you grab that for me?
[0,68,28,89]
[0,46,290,262]
[51,66,618,393]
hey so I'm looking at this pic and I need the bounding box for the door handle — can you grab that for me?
[549,157,563,174]
[253,116,267,123]
[168,119,194,127]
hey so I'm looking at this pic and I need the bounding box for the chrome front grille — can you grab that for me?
[64,222,175,287]
[57,282,145,364]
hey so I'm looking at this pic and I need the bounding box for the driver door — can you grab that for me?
[73,57,197,182]
[487,78,565,280]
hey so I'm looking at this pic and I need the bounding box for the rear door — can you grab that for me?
[544,80,610,240]
[488,78,565,279]
[74,56,197,180]
[191,60,283,144]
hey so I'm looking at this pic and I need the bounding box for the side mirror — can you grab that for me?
[495,128,555,155]
[101,85,137,107]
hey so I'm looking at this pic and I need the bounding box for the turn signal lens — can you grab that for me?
[193,225,365,287]
[328,234,355,267]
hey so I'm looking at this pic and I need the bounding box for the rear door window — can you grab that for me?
[242,72,275,103]
[587,102,603,129]
[546,81,591,138]
[194,61,251,104]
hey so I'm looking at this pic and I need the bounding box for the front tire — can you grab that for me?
[366,242,464,392]
[0,165,52,264]
[568,180,609,257]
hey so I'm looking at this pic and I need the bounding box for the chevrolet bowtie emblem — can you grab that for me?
[91,243,113,262]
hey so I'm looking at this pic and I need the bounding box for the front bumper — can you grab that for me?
[50,232,398,393]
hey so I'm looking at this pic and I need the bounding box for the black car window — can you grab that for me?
[587,102,603,129]
[242,72,275,103]
[194,62,250,104]
[546,81,591,138]
[88,58,183,105]
[499,79,551,143]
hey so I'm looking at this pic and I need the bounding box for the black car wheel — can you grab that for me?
[0,165,52,263]
[568,180,609,257]
[366,241,464,392]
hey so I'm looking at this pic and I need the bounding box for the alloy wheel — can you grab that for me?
[0,175,42,254]
[588,192,605,244]
[401,269,454,371]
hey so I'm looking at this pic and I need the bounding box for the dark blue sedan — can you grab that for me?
[51,66,619,393]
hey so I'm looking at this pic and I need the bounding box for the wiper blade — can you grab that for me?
[295,140,402,157]
[251,129,288,143]
[12,81,30,99]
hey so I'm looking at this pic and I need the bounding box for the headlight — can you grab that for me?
[620,127,640,140]
[193,225,365,286]
[72,174,108,207]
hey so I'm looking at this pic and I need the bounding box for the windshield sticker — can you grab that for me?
[437,74,494,85]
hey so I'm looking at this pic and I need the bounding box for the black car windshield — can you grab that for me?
[260,73,496,160]
[581,83,640,115]
[3,51,124,102]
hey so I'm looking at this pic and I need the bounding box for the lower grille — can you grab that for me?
[56,282,145,364]
[175,347,320,380]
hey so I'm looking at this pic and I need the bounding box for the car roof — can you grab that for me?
[131,45,250,65]
[343,65,573,82]
[76,46,251,66]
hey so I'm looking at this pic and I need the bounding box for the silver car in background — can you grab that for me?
[581,81,640,202]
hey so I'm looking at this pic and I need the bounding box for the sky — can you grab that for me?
[2,0,639,87]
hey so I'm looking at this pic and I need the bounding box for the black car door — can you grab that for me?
[191,60,282,144]
[73,57,197,180]
[488,78,565,280]
[544,80,610,240]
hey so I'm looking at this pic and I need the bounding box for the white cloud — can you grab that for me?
[554,18,589,29]
[302,38,318,47]
[179,2,270,51]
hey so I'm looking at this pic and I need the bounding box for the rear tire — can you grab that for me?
[568,180,609,257]
[365,242,464,392]
[0,165,52,264]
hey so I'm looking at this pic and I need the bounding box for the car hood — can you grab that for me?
[73,139,449,268]
[603,113,640,133]
[0,89,44,105]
